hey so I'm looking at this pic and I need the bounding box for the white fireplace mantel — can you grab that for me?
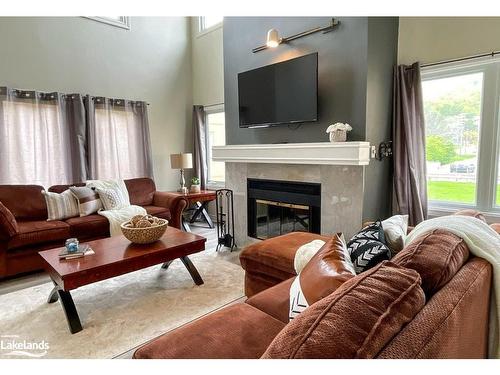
[212,142,371,166]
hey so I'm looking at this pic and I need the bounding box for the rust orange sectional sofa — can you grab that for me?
[133,216,497,359]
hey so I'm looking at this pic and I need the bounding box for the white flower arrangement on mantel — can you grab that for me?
[326,122,353,142]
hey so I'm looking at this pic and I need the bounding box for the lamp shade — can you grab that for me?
[170,153,193,169]
[266,29,280,48]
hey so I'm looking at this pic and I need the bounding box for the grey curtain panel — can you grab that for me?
[86,96,153,180]
[64,94,88,182]
[392,62,428,226]
[193,105,208,189]
[0,87,87,187]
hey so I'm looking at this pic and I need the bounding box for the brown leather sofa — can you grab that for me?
[0,178,188,279]
[133,220,496,359]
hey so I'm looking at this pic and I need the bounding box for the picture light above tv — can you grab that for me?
[238,52,318,128]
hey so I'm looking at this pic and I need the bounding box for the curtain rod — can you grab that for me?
[416,50,500,69]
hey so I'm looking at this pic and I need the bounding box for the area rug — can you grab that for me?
[0,250,245,358]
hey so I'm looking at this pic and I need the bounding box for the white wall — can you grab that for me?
[191,17,224,106]
[0,16,193,190]
[398,17,500,64]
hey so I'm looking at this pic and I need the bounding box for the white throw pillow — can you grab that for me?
[382,214,409,255]
[293,239,326,274]
[96,187,128,210]
[87,180,130,211]
[42,189,79,221]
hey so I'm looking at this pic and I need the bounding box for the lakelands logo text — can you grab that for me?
[1,335,49,358]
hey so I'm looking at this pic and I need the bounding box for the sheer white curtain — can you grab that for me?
[86,97,153,180]
[0,88,87,188]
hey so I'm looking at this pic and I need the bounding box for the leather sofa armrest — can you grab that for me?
[153,192,188,230]
[0,202,19,242]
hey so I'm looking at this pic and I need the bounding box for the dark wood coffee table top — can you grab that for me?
[39,226,206,291]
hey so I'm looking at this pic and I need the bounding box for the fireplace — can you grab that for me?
[247,179,321,240]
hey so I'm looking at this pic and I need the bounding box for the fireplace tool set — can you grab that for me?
[215,189,236,252]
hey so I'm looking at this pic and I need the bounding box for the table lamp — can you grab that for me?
[170,153,193,194]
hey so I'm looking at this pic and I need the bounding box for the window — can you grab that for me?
[91,100,151,180]
[206,110,225,184]
[84,16,130,30]
[199,16,223,32]
[0,100,73,187]
[422,58,500,216]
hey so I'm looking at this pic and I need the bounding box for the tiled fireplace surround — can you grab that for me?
[214,142,370,246]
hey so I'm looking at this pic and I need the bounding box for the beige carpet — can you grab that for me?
[0,250,244,358]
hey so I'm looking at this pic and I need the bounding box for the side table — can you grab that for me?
[168,190,216,232]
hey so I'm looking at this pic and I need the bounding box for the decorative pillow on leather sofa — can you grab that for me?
[42,189,79,221]
[263,262,425,359]
[381,214,408,254]
[392,229,470,296]
[70,186,103,216]
[293,239,326,274]
[96,187,128,210]
[289,234,356,320]
[347,220,391,274]
[0,201,18,240]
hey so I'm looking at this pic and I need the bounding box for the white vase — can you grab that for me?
[329,129,347,142]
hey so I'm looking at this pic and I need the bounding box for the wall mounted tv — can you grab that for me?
[238,52,318,128]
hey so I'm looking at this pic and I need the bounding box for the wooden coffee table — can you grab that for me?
[39,227,206,334]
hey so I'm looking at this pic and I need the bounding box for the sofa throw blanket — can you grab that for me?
[406,215,500,359]
[86,180,146,237]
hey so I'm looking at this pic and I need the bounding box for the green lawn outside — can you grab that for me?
[428,180,500,205]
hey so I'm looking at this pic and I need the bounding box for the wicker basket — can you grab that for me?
[120,219,169,244]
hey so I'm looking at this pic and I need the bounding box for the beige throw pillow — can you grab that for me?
[382,214,408,255]
[96,187,129,210]
[42,189,79,221]
[69,186,103,216]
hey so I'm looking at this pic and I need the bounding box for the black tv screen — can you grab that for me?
[238,53,318,128]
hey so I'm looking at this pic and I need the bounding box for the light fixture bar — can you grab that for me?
[252,18,340,53]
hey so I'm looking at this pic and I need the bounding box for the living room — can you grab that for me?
[1,0,500,371]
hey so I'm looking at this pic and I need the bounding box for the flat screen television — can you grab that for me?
[238,52,318,128]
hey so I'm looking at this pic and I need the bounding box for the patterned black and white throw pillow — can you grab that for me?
[347,220,391,274]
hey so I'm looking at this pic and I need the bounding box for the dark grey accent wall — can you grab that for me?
[224,17,369,144]
[363,18,399,221]
[223,16,399,222]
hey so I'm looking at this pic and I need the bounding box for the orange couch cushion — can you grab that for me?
[65,214,110,238]
[297,234,355,306]
[48,183,85,194]
[240,232,331,282]
[246,278,293,324]
[133,303,285,359]
[0,202,18,240]
[125,178,156,206]
[143,205,171,221]
[8,220,70,250]
[261,262,425,359]
[0,185,47,220]
[392,229,469,296]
